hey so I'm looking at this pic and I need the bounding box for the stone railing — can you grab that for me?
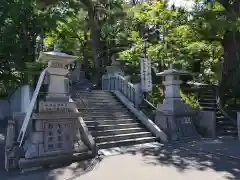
[102,74,142,107]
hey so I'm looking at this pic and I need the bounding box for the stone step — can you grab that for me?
[217,125,237,131]
[96,132,152,143]
[80,90,110,92]
[217,126,237,131]
[87,123,140,131]
[76,91,112,95]
[80,112,131,117]
[77,102,122,106]
[199,104,216,109]
[78,94,115,97]
[76,94,116,98]
[84,119,137,126]
[215,111,224,115]
[97,136,156,149]
[77,105,126,110]
[201,107,215,111]
[77,106,126,110]
[73,84,92,88]
[74,94,114,98]
[77,98,117,102]
[199,88,214,92]
[198,98,216,103]
[216,120,234,126]
[79,111,131,116]
[200,94,215,98]
[78,109,129,114]
[216,116,235,122]
[76,96,114,100]
[216,120,236,126]
[201,90,214,94]
[91,127,146,136]
[83,116,137,121]
[217,129,237,136]
[198,101,216,105]
[216,115,224,118]
[217,135,237,140]
[198,94,214,98]
[71,89,156,149]
[81,114,133,119]
[79,102,122,106]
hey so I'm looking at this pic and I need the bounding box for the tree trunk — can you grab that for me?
[217,4,240,115]
[219,0,240,102]
[88,9,103,87]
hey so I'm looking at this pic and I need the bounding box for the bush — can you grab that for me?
[180,90,200,109]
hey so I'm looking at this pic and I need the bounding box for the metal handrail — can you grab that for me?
[143,98,157,110]
[140,98,168,134]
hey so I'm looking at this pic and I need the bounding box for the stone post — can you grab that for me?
[5,120,16,171]
[237,112,240,140]
[46,61,69,99]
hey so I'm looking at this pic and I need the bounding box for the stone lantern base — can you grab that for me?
[155,98,199,141]
[16,99,93,169]
[23,100,87,156]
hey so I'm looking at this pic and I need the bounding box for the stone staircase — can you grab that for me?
[197,86,237,138]
[72,90,157,149]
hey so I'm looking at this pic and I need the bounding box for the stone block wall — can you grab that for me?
[195,111,216,138]
[24,117,87,159]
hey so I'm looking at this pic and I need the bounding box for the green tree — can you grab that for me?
[0,0,67,96]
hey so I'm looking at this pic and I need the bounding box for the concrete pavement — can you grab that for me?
[1,124,240,180]
[1,140,240,180]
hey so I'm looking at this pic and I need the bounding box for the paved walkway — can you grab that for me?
[1,139,240,180]
[176,139,240,159]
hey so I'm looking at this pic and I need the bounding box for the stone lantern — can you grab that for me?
[38,51,77,99]
[157,68,189,111]
[155,67,199,141]
[105,55,124,76]
[18,49,91,166]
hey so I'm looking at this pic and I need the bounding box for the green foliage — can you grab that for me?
[0,0,67,95]
[2,0,239,113]
[145,85,165,107]
[180,90,200,109]
[115,0,224,85]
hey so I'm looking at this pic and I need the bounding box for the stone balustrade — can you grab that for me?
[102,74,143,107]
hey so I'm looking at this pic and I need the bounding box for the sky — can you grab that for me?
[169,0,194,9]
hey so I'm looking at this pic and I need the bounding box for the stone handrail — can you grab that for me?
[69,98,97,153]
[102,74,168,142]
[17,68,47,146]
[102,74,142,106]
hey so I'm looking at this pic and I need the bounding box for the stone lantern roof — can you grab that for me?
[156,69,191,77]
[37,51,78,64]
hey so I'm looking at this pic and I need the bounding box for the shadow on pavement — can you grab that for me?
[0,126,102,180]
[0,156,103,180]
[121,141,240,180]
